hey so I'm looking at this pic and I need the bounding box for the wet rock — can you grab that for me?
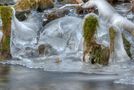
[38,44,58,56]
[107,0,118,4]
[15,0,54,12]
[15,10,31,21]
[43,9,69,26]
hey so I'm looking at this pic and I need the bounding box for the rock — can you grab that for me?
[39,16,82,56]
[107,0,118,4]
[43,8,69,26]
[76,6,95,15]
[15,0,54,12]
[37,0,54,12]
[37,44,58,56]
[15,10,31,21]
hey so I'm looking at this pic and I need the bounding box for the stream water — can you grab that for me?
[0,0,134,86]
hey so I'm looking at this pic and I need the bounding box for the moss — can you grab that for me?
[122,34,132,59]
[15,0,38,11]
[89,43,110,65]
[109,27,116,53]
[15,0,54,11]
[83,14,109,65]
[0,6,12,60]
[83,15,99,47]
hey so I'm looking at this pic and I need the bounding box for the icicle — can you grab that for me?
[109,26,130,64]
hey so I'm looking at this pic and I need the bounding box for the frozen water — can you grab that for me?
[11,9,43,59]
[39,16,83,55]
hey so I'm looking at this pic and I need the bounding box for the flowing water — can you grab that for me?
[0,0,134,86]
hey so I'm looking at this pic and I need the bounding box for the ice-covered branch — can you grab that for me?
[82,0,134,36]
[59,3,83,9]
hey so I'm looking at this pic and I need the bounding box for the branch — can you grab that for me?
[59,3,83,9]
[82,0,134,36]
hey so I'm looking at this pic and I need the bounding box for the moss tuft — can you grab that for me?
[83,15,99,47]
[0,6,12,60]
[109,27,116,53]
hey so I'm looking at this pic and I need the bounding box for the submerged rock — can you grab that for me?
[43,8,69,26]
[15,10,31,21]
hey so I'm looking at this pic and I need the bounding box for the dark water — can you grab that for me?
[0,64,133,90]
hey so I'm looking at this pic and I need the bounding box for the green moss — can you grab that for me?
[109,27,116,53]
[0,6,12,60]
[122,34,132,59]
[83,15,99,47]
[89,44,110,65]
[83,14,109,65]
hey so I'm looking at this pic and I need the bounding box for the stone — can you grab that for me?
[0,6,12,60]
[15,0,54,12]
[43,8,69,26]
[15,10,31,21]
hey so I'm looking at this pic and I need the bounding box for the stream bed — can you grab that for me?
[0,0,134,88]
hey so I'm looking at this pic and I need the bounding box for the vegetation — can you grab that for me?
[0,6,12,60]
[83,14,110,65]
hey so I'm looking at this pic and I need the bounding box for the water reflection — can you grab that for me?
[0,64,134,90]
[0,65,10,90]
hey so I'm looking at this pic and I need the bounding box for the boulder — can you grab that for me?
[43,8,69,26]
[15,0,54,12]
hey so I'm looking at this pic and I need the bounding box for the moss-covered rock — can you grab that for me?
[109,27,116,53]
[83,14,110,65]
[43,8,69,26]
[0,6,12,60]
[15,0,54,12]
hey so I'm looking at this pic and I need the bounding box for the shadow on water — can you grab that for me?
[0,64,133,90]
